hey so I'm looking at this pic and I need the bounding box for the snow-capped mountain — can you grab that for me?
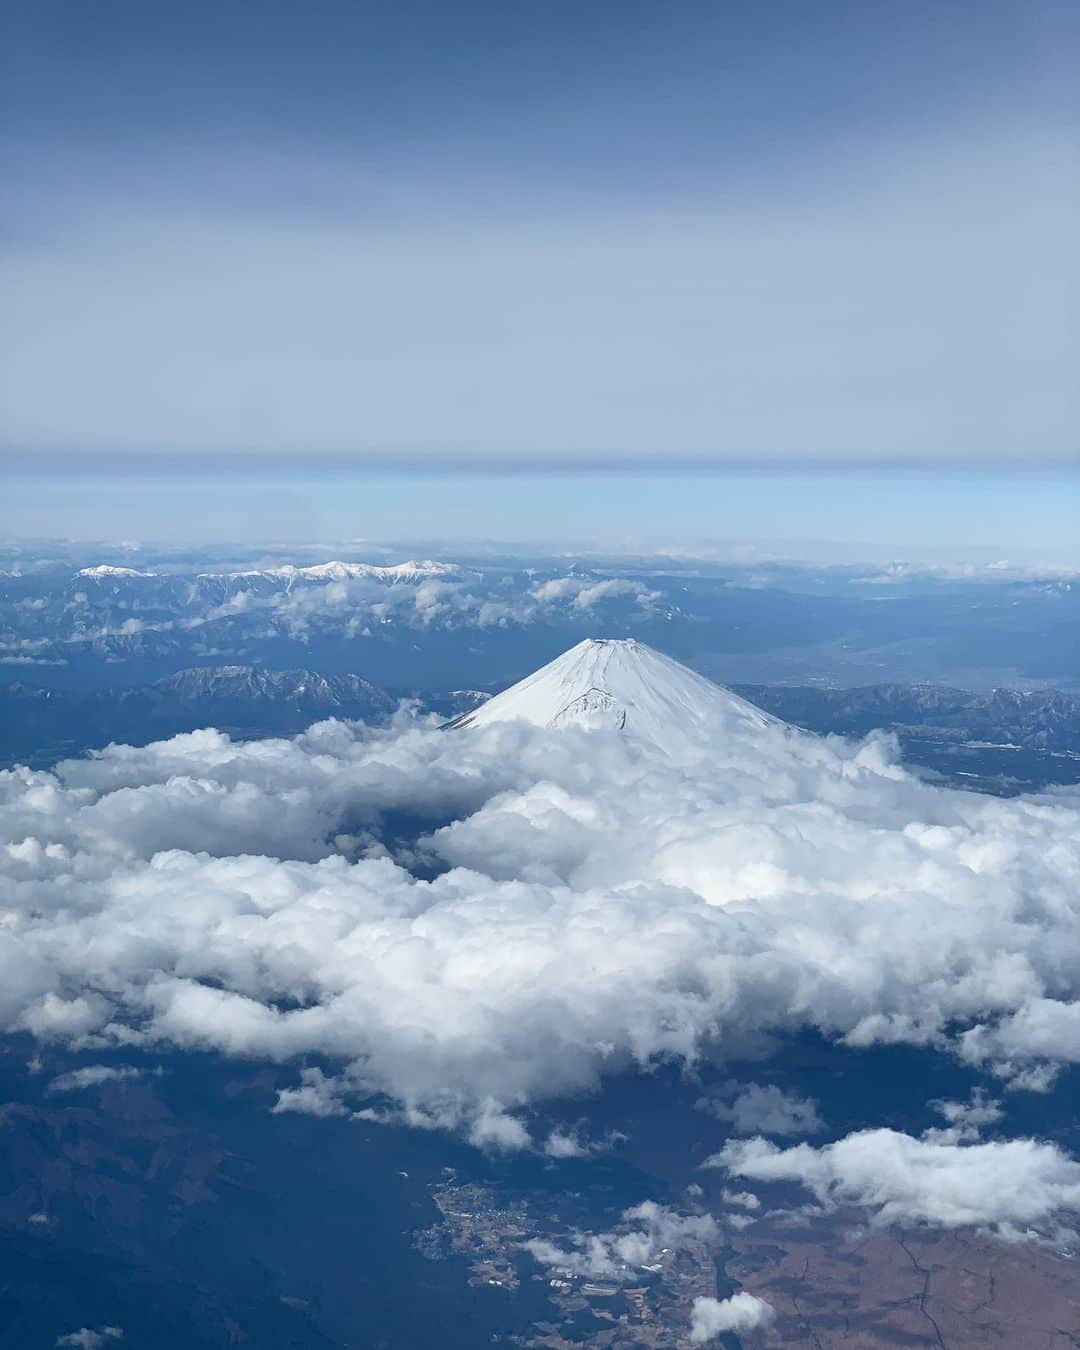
[157,665,393,713]
[75,564,158,580]
[445,638,780,748]
[199,559,459,588]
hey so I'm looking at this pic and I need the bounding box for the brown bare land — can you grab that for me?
[730,1213,1080,1348]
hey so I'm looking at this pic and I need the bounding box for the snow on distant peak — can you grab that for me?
[377,559,459,582]
[445,637,781,749]
[269,559,456,583]
[75,565,156,579]
[203,559,458,585]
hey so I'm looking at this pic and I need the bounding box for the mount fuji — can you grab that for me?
[444,638,781,749]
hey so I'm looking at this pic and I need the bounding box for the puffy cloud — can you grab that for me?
[714,1129,1080,1240]
[721,1189,761,1211]
[0,684,1079,1156]
[523,1202,718,1281]
[690,1292,776,1343]
[527,576,661,614]
[467,1100,533,1152]
[16,993,107,1042]
[924,1088,1002,1144]
[960,998,1080,1089]
[543,1128,590,1159]
[701,1083,822,1137]
[271,1067,349,1118]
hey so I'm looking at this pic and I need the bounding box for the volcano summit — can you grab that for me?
[445,638,780,750]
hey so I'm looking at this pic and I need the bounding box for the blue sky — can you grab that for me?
[2,2,1077,548]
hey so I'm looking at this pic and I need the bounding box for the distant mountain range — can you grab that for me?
[155,664,393,713]
[1,667,396,765]
[4,553,1079,694]
[74,558,459,589]
[733,682,1080,753]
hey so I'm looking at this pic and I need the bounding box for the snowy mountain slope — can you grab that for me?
[157,665,394,712]
[444,638,781,748]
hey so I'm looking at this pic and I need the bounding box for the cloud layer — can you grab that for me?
[3,691,1080,1167]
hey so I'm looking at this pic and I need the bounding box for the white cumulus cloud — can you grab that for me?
[715,1128,1080,1240]
[690,1292,776,1343]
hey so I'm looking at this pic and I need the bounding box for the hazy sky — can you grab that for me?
[3,0,1078,473]
[4,468,1078,568]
